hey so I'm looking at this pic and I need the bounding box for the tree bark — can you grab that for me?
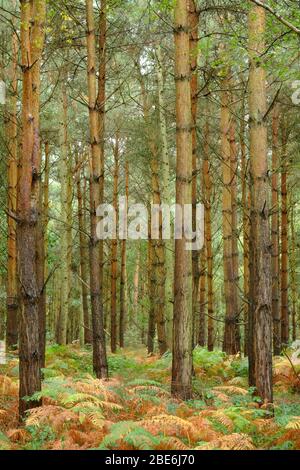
[6,26,19,349]
[138,67,167,355]
[220,70,239,355]
[290,201,297,342]
[240,99,250,356]
[119,159,128,348]
[57,84,70,345]
[85,0,108,378]
[189,0,200,351]
[271,104,281,354]
[248,1,273,404]
[203,117,214,351]
[18,0,43,418]
[110,133,119,353]
[76,158,92,344]
[156,45,173,349]
[172,0,193,400]
[31,0,46,369]
[280,123,289,347]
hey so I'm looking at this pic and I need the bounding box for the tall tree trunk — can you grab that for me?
[172,0,193,400]
[229,105,240,352]
[138,68,167,355]
[85,0,108,378]
[76,159,92,344]
[6,27,18,349]
[43,141,50,336]
[271,103,281,354]
[57,84,70,345]
[18,0,43,418]
[290,201,297,342]
[31,0,46,369]
[281,123,289,347]
[133,246,140,324]
[156,45,173,349]
[221,70,239,355]
[189,0,200,350]
[119,159,128,348]
[240,99,250,356]
[147,238,156,355]
[203,117,214,351]
[198,249,206,347]
[248,2,273,404]
[96,0,107,325]
[110,133,119,353]
[66,152,73,344]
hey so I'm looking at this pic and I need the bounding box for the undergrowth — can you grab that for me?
[0,345,299,450]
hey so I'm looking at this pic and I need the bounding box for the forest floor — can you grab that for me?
[0,345,300,450]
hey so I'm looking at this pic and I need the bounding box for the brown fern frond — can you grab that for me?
[0,376,18,396]
[66,429,104,449]
[73,377,121,403]
[159,437,191,450]
[140,414,199,443]
[286,417,300,430]
[7,428,30,444]
[213,385,248,396]
[198,410,234,432]
[26,405,79,433]
[275,430,300,450]
[210,390,231,403]
[131,385,170,397]
[187,416,220,442]
[195,433,255,450]
[227,377,247,387]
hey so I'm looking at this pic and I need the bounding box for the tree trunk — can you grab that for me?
[138,68,167,355]
[281,123,289,347]
[198,249,206,347]
[119,159,128,348]
[271,104,281,354]
[110,133,119,353]
[133,246,140,324]
[203,117,214,351]
[18,0,43,418]
[156,45,173,349]
[85,0,108,378]
[31,0,46,369]
[240,99,250,356]
[147,237,155,355]
[6,26,18,349]
[248,2,273,404]
[76,158,92,344]
[290,201,297,342]
[57,84,70,345]
[221,70,239,355]
[172,0,193,400]
[189,0,200,351]
[96,0,107,325]
[43,141,50,340]
[229,106,240,352]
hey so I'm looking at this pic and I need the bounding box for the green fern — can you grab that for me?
[98,421,160,450]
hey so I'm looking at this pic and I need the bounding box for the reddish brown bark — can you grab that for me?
[18,0,43,418]
[85,0,108,378]
[172,0,193,400]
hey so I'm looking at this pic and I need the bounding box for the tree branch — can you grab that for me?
[249,0,300,35]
